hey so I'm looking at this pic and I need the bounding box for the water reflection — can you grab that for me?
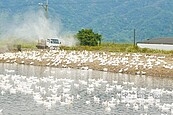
[0,63,173,115]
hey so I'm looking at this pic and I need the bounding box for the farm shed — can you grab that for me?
[137,38,173,51]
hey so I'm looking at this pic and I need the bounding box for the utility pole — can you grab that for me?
[134,29,136,46]
[39,0,49,19]
[45,0,48,19]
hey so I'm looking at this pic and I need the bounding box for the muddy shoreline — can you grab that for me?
[0,50,173,77]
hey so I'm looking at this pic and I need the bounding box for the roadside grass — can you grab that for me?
[1,40,173,55]
[21,42,37,49]
[0,38,37,51]
[60,43,173,55]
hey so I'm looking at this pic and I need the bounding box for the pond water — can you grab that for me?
[0,63,173,115]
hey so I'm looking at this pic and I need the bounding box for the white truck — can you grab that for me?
[36,38,61,49]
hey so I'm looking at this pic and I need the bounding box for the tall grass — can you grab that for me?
[60,42,173,54]
[1,39,173,55]
[0,38,37,50]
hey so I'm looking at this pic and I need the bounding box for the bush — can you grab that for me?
[76,29,102,46]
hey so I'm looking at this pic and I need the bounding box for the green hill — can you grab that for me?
[0,0,173,43]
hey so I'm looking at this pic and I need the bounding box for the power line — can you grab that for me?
[0,0,116,9]
[0,3,37,9]
[51,1,115,4]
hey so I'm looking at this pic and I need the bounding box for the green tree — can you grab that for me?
[76,29,102,46]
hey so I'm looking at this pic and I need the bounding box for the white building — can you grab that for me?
[137,38,173,51]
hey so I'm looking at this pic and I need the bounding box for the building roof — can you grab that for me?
[137,38,173,45]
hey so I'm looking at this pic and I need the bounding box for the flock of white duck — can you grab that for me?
[0,50,173,76]
[0,50,173,114]
[0,67,173,114]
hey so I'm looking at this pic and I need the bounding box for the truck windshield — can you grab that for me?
[50,39,59,44]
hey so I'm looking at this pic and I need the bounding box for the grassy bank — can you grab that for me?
[0,39,37,51]
[60,43,173,55]
[1,40,173,55]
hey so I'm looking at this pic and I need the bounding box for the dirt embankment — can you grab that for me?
[0,50,173,77]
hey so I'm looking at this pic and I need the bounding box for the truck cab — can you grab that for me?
[46,38,61,48]
[36,38,61,49]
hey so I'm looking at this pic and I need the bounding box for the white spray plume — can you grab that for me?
[0,10,78,46]
[60,33,79,46]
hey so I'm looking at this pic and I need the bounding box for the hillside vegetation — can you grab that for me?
[0,0,173,42]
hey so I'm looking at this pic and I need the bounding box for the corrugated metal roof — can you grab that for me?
[137,38,173,45]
